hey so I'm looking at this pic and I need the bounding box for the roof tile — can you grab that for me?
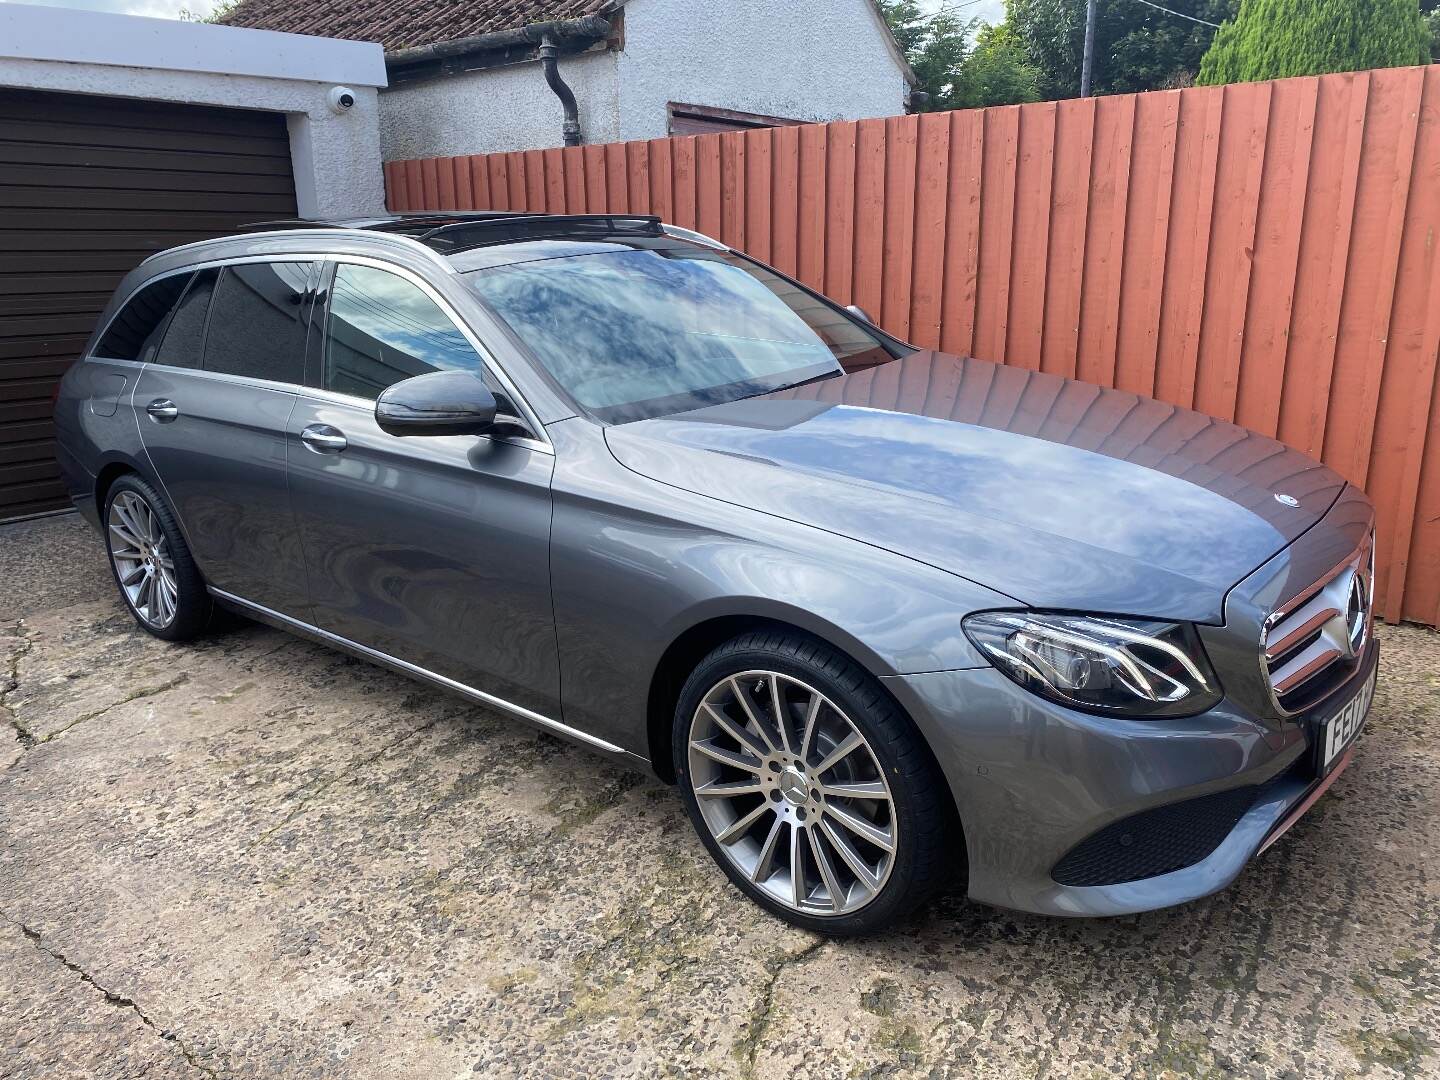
[218,0,614,51]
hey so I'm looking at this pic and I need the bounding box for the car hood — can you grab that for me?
[603,351,1346,624]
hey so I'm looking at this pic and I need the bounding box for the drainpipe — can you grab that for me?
[386,14,608,147]
[533,31,582,146]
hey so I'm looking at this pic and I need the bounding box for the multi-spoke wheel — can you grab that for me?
[103,475,210,641]
[675,631,953,935]
[108,491,178,629]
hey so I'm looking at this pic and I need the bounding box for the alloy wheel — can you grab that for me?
[687,670,897,916]
[107,490,179,629]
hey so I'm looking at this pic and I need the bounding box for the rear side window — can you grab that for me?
[325,263,486,400]
[154,268,219,370]
[94,273,192,362]
[202,261,312,384]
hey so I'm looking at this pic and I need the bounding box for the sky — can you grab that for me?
[6,0,1006,29]
[921,0,1006,26]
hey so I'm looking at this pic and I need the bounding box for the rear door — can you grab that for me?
[133,259,314,617]
[286,259,560,718]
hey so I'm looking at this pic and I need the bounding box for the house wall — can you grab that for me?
[377,0,908,160]
[612,0,909,142]
[381,49,620,162]
[0,2,388,217]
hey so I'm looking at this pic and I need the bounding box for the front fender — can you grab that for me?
[547,418,1005,759]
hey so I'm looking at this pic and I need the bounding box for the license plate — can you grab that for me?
[1317,665,1376,774]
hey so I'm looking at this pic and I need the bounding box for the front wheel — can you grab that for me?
[673,630,953,936]
[103,475,211,640]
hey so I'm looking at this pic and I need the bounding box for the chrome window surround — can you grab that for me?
[89,251,550,453]
[1260,531,1375,716]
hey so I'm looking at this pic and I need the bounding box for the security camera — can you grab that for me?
[327,86,357,114]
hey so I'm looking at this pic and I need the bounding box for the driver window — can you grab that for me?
[325,264,487,400]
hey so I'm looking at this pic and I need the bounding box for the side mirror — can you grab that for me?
[845,304,874,324]
[375,370,498,437]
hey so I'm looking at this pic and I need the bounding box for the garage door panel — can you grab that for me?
[8,251,162,275]
[0,209,281,233]
[0,292,112,316]
[0,119,293,159]
[1,88,289,135]
[0,309,99,336]
[0,377,65,403]
[0,357,76,382]
[0,86,297,519]
[0,185,297,212]
[4,164,297,195]
[0,399,62,424]
[0,272,128,296]
[0,336,95,361]
[0,141,295,177]
[0,438,57,466]
[0,477,68,516]
[0,229,224,252]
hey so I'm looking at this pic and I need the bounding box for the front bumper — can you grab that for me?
[884,638,1377,917]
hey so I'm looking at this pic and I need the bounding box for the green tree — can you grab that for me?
[1007,0,1237,99]
[953,24,1044,107]
[1197,0,1429,84]
[879,0,975,110]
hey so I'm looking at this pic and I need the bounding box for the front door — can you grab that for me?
[132,260,313,617]
[287,260,560,717]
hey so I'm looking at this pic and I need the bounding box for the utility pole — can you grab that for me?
[1080,0,1098,97]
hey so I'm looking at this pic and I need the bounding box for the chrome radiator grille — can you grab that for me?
[1262,534,1374,714]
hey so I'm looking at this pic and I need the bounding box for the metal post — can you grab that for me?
[1080,0,1098,98]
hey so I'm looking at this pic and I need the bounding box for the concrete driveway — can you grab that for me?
[2,513,1437,1079]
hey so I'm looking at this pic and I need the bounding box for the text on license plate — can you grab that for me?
[1321,666,1376,771]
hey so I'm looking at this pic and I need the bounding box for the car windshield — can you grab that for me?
[465,243,897,422]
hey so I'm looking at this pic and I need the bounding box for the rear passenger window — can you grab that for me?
[154,268,218,370]
[202,261,312,384]
[325,263,486,400]
[95,273,191,362]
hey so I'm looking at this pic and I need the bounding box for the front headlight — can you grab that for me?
[962,611,1222,718]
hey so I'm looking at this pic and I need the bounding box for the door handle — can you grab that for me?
[300,424,347,454]
[146,399,179,422]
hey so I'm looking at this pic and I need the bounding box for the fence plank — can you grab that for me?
[852,119,886,320]
[1009,101,1057,371]
[798,124,827,291]
[1077,94,1135,390]
[822,122,854,303]
[383,65,1440,624]
[910,112,951,350]
[1042,97,1095,381]
[939,109,984,357]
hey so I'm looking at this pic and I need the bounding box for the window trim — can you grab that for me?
[316,255,550,451]
[151,266,216,372]
[91,270,195,365]
[198,260,315,384]
[89,252,550,453]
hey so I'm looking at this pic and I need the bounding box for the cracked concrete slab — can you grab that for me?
[1,513,1438,1078]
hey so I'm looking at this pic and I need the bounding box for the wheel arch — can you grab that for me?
[647,610,969,901]
[94,457,143,517]
[644,606,936,793]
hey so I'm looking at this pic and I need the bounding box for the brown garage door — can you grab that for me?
[0,87,298,520]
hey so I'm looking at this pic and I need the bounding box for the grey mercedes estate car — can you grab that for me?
[53,212,1378,935]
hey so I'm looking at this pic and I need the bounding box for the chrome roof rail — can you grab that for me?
[139,228,458,274]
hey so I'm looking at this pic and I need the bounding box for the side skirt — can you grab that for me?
[208,587,651,768]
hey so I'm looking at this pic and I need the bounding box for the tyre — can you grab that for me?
[103,475,211,641]
[673,629,952,936]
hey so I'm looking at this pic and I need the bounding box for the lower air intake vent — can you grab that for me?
[1051,786,1260,887]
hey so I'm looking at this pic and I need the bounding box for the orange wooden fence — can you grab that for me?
[385,65,1440,626]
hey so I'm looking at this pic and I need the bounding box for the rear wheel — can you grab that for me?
[103,475,210,640]
[673,630,952,935]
